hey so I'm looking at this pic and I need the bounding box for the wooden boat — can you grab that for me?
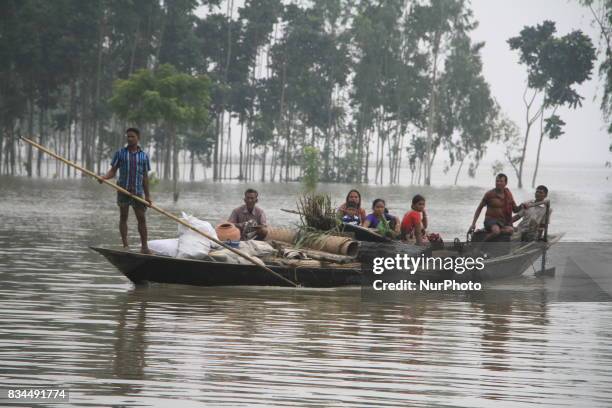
[91,234,562,288]
[92,247,363,287]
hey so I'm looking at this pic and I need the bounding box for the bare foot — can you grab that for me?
[141,247,152,255]
[122,245,130,251]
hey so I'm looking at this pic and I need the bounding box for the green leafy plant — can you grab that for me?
[296,193,339,231]
[375,216,394,238]
[301,146,320,192]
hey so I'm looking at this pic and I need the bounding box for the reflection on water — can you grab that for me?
[1,178,612,407]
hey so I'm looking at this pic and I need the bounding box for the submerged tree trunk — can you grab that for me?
[518,89,544,189]
[93,10,105,176]
[518,122,532,189]
[9,128,16,175]
[531,106,553,188]
[245,138,251,181]
[218,111,224,180]
[190,150,195,181]
[67,80,77,178]
[260,146,267,182]
[454,157,465,185]
[424,30,441,186]
[163,130,171,180]
[284,112,292,183]
[26,99,34,177]
[225,115,232,179]
[364,129,370,183]
[36,107,46,177]
[0,131,3,175]
[171,124,179,202]
[213,114,220,181]
[238,120,244,180]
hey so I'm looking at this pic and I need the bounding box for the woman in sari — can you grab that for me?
[337,189,367,223]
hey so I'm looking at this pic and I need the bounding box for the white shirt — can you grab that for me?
[517,199,552,233]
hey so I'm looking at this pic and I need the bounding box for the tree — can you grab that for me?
[436,33,498,185]
[351,0,429,185]
[580,0,612,154]
[0,0,506,188]
[508,21,595,187]
[495,114,523,182]
[109,64,211,201]
[409,0,474,185]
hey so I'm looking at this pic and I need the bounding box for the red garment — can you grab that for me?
[401,210,422,235]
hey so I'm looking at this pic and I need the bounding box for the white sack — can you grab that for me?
[148,238,179,257]
[177,212,219,259]
[239,240,276,257]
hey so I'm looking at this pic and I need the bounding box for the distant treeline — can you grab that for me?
[0,0,605,187]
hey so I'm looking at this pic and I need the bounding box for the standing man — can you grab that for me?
[100,128,152,253]
[228,188,268,240]
[469,173,521,241]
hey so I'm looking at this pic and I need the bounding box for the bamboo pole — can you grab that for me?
[20,136,299,287]
[540,201,550,272]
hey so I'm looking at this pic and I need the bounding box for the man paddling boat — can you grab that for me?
[99,128,152,254]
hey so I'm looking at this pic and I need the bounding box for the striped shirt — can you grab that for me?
[111,146,151,195]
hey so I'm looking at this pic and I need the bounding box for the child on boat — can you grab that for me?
[362,199,400,238]
[341,202,361,226]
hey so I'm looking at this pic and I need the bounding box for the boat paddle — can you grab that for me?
[20,136,299,288]
[535,201,555,277]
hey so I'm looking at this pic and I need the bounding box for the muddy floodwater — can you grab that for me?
[1,166,612,407]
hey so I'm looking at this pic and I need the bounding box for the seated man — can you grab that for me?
[513,185,552,241]
[228,188,268,240]
[469,173,521,241]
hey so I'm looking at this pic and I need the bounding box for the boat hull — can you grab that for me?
[92,235,561,288]
[91,247,363,287]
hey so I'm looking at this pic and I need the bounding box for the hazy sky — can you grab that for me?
[470,0,610,165]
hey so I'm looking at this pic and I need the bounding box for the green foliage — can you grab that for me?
[184,126,216,161]
[544,115,565,140]
[579,1,612,155]
[0,0,511,185]
[508,21,595,108]
[296,193,340,231]
[438,32,498,172]
[496,115,523,180]
[508,20,596,186]
[375,215,394,238]
[301,146,320,192]
[407,136,427,172]
[110,64,211,127]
